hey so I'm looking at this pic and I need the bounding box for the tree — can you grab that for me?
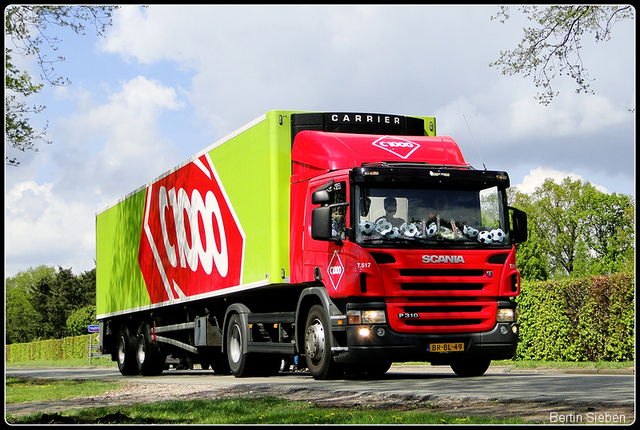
[29,266,97,340]
[66,305,97,337]
[490,5,634,105]
[5,5,119,166]
[511,178,635,279]
[5,265,56,344]
[578,187,635,274]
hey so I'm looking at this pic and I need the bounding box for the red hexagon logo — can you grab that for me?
[327,250,344,291]
[138,153,245,304]
[372,135,421,159]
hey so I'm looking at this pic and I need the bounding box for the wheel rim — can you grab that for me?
[305,318,325,363]
[118,336,126,365]
[137,335,146,364]
[229,324,242,364]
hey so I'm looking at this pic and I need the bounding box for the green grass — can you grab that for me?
[6,360,632,424]
[6,394,529,424]
[6,356,117,368]
[5,377,125,403]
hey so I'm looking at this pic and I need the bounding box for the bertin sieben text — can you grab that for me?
[549,411,627,423]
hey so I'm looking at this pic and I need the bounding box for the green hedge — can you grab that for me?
[515,273,634,361]
[5,334,97,363]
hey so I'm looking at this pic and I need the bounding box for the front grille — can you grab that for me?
[388,300,496,334]
[378,251,503,334]
[400,269,484,277]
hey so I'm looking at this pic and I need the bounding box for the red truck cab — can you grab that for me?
[289,113,527,378]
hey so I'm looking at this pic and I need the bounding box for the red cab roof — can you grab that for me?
[291,130,470,181]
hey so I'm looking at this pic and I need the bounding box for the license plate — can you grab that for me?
[428,342,465,352]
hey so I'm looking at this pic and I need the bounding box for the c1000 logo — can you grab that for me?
[372,135,420,159]
[138,154,245,304]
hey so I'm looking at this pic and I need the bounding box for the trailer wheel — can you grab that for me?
[226,313,252,377]
[304,305,340,380]
[116,325,139,375]
[450,358,491,377]
[136,322,166,376]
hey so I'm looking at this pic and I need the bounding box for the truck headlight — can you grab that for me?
[347,310,386,324]
[496,308,517,323]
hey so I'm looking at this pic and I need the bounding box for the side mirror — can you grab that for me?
[312,189,330,205]
[509,207,528,244]
[311,206,333,241]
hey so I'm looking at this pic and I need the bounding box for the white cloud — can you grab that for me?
[5,181,95,274]
[508,94,629,138]
[52,76,184,204]
[435,86,630,143]
[5,76,185,277]
[514,166,609,194]
[100,5,509,137]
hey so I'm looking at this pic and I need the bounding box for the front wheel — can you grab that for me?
[450,358,491,377]
[304,305,340,380]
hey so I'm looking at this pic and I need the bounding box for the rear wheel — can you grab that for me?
[136,322,166,376]
[450,358,491,377]
[116,325,139,376]
[304,305,341,380]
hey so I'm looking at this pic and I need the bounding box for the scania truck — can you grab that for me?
[96,110,527,379]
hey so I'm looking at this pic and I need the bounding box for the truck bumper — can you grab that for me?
[333,323,518,364]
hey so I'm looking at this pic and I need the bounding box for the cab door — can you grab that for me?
[302,174,349,293]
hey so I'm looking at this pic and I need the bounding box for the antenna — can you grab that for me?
[463,114,486,170]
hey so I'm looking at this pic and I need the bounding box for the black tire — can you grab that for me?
[226,313,251,377]
[116,325,139,376]
[136,322,166,376]
[304,305,341,380]
[450,358,491,377]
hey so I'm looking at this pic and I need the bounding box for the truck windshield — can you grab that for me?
[354,185,510,248]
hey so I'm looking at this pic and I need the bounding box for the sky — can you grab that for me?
[4,5,636,278]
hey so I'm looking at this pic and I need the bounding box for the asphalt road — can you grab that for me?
[6,364,635,406]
